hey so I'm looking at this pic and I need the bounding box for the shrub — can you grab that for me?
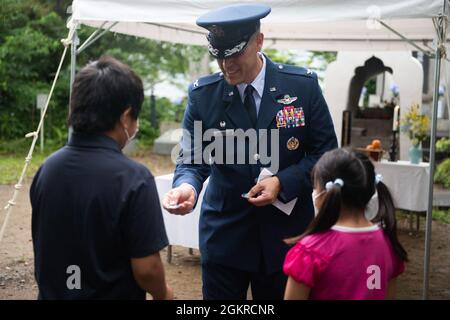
[437,138,450,154]
[434,158,450,189]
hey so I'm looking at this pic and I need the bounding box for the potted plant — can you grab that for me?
[400,103,430,164]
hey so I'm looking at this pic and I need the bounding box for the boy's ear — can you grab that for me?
[120,107,132,128]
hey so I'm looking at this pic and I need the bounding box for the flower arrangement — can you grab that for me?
[400,103,429,147]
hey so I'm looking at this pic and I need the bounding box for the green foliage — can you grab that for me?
[155,97,184,122]
[0,138,36,155]
[265,49,337,70]
[364,78,377,95]
[437,137,450,154]
[0,0,206,152]
[0,152,49,184]
[0,0,338,157]
[433,209,450,224]
[434,158,450,189]
[132,94,187,149]
[361,78,377,108]
[310,51,337,64]
[0,1,67,141]
[264,49,336,87]
[96,37,206,91]
[137,118,159,147]
[264,49,299,65]
[137,97,159,146]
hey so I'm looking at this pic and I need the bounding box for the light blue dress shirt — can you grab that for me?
[237,52,266,116]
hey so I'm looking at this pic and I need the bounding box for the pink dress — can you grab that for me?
[283,225,405,300]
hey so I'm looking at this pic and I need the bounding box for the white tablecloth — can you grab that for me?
[374,160,430,212]
[155,161,430,248]
[155,174,205,249]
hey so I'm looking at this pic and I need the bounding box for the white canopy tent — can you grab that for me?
[3,0,448,299]
[69,0,448,299]
[71,0,447,52]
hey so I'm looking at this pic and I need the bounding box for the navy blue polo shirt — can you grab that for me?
[30,132,168,299]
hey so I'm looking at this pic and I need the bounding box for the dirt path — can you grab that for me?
[0,154,448,299]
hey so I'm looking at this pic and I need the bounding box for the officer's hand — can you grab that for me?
[162,184,195,215]
[247,176,281,207]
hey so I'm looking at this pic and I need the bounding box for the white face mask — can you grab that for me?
[312,189,326,216]
[364,191,379,221]
[123,120,139,147]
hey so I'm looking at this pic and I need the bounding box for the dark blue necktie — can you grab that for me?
[244,85,257,127]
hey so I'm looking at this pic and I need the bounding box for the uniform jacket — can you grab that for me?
[173,56,337,274]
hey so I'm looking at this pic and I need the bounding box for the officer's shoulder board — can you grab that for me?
[191,72,224,91]
[276,64,317,80]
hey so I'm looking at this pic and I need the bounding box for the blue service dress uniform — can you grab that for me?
[173,55,337,299]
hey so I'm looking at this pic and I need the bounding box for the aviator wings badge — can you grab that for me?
[277,95,298,105]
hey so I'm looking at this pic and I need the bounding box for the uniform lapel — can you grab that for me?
[257,57,283,130]
[223,82,253,130]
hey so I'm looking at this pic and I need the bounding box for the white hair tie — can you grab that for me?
[375,174,383,185]
[325,178,344,191]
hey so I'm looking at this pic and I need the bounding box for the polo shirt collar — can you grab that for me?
[68,132,122,152]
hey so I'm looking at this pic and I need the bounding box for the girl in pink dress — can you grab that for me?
[283,149,407,300]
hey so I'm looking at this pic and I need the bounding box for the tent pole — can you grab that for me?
[422,14,446,300]
[76,21,108,53]
[68,29,78,141]
[377,20,434,57]
[77,22,118,54]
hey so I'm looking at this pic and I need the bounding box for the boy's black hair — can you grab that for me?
[68,56,144,134]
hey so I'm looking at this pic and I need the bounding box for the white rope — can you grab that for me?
[0,24,77,246]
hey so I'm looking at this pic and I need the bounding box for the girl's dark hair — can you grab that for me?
[288,148,407,262]
[68,55,144,134]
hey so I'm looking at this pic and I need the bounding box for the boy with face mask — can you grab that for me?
[30,56,172,300]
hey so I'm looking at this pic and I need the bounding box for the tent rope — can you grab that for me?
[0,22,78,246]
[434,14,450,137]
[433,14,448,58]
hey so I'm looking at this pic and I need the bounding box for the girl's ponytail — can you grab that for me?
[374,181,408,262]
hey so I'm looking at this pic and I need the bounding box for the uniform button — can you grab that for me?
[253,153,260,161]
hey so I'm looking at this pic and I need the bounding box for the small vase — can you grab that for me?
[409,144,422,164]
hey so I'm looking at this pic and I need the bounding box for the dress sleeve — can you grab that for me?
[283,242,330,288]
